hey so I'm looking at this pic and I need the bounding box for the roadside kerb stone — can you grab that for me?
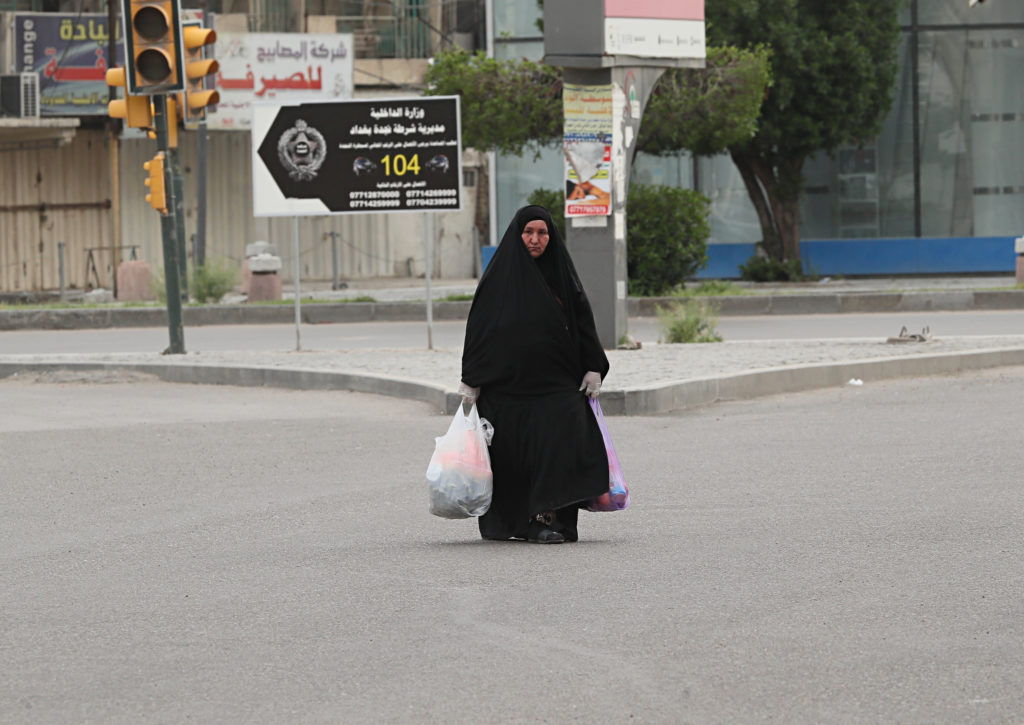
[5,288,1024,330]
[0,360,451,412]
[895,290,974,311]
[837,293,904,313]
[767,294,842,315]
[972,290,1024,310]
[5,345,1024,417]
[603,346,1024,415]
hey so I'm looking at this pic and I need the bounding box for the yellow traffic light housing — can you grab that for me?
[182,22,219,125]
[105,67,153,128]
[122,0,185,94]
[144,152,168,213]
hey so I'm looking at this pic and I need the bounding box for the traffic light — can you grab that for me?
[147,97,179,147]
[122,0,185,94]
[182,22,219,125]
[105,67,153,127]
[144,152,168,212]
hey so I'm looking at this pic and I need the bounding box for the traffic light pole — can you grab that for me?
[152,94,185,354]
[169,147,189,301]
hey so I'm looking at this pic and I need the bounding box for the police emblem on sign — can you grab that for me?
[277,120,327,181]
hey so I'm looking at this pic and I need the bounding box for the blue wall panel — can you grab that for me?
[696,237,1019,278]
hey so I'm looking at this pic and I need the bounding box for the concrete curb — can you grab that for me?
[629,289,1024,317]
[2,289,1024,330]
[4,346,1024,416]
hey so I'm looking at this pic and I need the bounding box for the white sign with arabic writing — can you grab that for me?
[211,32,353,131]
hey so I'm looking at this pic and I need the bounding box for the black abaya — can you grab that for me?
[461,206,610,540]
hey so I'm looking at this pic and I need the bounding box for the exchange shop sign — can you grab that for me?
[252,96,462,216]
[14,13,125,115]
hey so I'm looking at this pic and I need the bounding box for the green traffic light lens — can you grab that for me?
[137,48,172,82]
[133,6,169,40]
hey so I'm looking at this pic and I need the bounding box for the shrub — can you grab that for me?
[626,184,710,296]
[525,187,566,240]
[739,254,804,282]
[679,280,744,297]
[656,300,723,343]
[191,258,239,303]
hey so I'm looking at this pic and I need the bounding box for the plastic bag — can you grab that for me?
[426,403,494,518]
[586,398,630,512]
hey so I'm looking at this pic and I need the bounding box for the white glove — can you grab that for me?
[579,371,602,399]
[458,382,480,406]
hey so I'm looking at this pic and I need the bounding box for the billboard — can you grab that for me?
[14,13,124,116]
[252,96,462,217]
[211,33,354,131]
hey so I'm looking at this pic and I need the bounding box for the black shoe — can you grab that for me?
[527,526,565,544]
[563,529,579,543]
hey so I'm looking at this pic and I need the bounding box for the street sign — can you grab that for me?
[251,96,462,217]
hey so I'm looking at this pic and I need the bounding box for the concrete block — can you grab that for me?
[248,253,282,273]
[974,290,1024,310]
[247,272,282,302]
[245,241,276,257]
[115,261,157,302]
[768,294,840,315]
[896,291,973,311]
[839,293,903,313]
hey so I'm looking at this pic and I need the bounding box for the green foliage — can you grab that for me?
[191,258,238,303]
[440,293,474,302]
[708,0,902,260]
[424,44,770,160]
[640,45,772,156]
[656,300,723,343]
[424,48,562,157]
[738,254,804,282]
[677,280,745,297]
[525,187,566,239]
[626,184,711,296]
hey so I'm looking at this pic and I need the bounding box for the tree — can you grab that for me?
[424,50,563,158]
[706,0,902,262]
[424,45,771,160]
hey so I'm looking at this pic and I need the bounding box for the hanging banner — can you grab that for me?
[211,32,354,131]
[251,96,462,216]
[563,83,613,217]
[14,13,124,116]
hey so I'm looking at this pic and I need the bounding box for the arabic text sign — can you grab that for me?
[252,97,462,217]
[604,18,706,59]
[14,13,124,116]
[212,33,353,131]
[564,84,612,217]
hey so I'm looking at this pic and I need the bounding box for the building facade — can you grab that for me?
[0,0,486,294]
[492,0,1024,277]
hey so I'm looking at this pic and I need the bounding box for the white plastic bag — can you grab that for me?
[426,403,493,518]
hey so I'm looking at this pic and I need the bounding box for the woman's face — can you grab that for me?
[521,219,550,258]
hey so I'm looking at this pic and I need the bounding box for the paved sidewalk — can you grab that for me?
[4,335,1024,416]
[3,275,1024,414]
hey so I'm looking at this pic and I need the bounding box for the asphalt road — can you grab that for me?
[3,368,1023,723]
[2,309,1024,355]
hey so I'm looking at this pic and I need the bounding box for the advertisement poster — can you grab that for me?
[563,83,612,217]
[212,33,353,131]
[14,13,124,116]
[252,96,461,216]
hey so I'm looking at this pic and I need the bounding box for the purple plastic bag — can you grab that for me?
[586,398,630,512]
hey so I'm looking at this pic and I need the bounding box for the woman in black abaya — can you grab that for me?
[459,205,610,544]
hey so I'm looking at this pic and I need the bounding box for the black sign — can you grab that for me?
[255,97,461,214]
